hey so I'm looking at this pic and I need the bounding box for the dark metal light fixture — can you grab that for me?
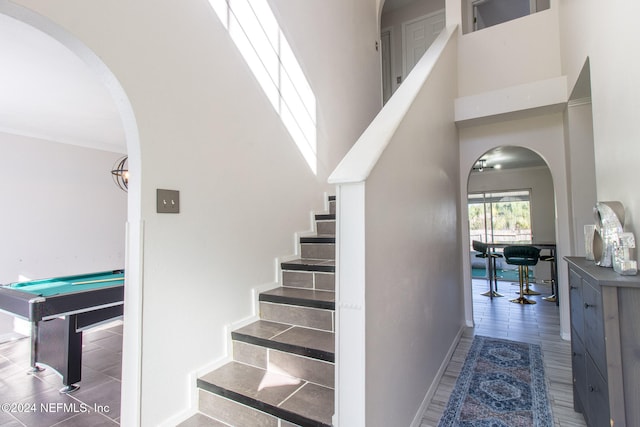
[111,156,129,192]
[472,159,495,172]
[472,159,486,172]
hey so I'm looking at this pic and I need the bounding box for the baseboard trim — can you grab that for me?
[410,325,466,427]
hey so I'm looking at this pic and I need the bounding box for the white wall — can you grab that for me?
[448,0,578,338]
[365,28,460,426]
[0,132,127,281]
[0,132,126,334]
[457,6,561,96]
[381,0,445,93]
[468,165,556,242]
[330,26,462,426]
[6,0,383,424]
[558,0,640,249]
[565,100,597,256]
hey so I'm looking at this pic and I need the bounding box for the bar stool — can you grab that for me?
[472,240,503,298]
[539,250,557,303]
[503,245,541,305]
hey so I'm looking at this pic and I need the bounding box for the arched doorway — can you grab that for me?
[458,144,583,425]
[0,3,142,424]
[466,146,557,318]
[458,113,573,340]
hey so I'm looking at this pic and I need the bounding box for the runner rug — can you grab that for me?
[438,335,553,426]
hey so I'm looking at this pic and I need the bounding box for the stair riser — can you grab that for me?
[282,271,334,291]
[233,341,334,388]
[233,340,267,369]
[270,348,334,389]
[315,220,335,236]
[199,389,279,427]
[199,388,327,427]
[300,243,334,260]
[260,302,334,332]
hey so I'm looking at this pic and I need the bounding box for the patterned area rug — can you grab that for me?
[438,336,553,427]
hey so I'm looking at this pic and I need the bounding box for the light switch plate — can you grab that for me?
[157,189,180,213]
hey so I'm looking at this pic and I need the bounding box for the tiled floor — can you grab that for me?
[420,279,587,426]
[0,321,122,427]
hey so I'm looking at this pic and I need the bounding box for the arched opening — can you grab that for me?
[456,103,596,419]
[458,110,574,342]
[0,3,142,424]
[466,146,558,326]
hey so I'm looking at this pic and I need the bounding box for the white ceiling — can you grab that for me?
[0,14,126,153]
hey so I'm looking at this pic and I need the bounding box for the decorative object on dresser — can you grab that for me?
[565,257,640,427]
[586,201,637,275]
[584,224,596,261]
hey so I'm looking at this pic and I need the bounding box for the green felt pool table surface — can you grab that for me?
[8,270,124,297]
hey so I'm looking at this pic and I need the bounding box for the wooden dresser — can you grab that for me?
[565,257,640,427]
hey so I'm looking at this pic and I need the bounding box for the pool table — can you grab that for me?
[0,270,124,393]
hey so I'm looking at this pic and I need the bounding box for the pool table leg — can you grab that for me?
[29,321,45,373]
[36,316,83,394]
[59,384,80,393]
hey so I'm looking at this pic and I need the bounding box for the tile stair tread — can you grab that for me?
[281,258,335,273]
[314,213,335,221]
[260,287,335,310]
[233,320,334,362]
[198,361,333,427]
[234,319,292,340]
[279,381,334,427]
[300,235,335,244]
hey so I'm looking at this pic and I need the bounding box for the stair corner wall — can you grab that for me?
[182,194,337,427]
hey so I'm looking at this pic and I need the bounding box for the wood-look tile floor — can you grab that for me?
[419,279,587,427]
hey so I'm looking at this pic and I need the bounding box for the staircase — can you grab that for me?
[182,196,336,427]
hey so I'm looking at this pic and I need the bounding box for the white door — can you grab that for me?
[403,11,445,77]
